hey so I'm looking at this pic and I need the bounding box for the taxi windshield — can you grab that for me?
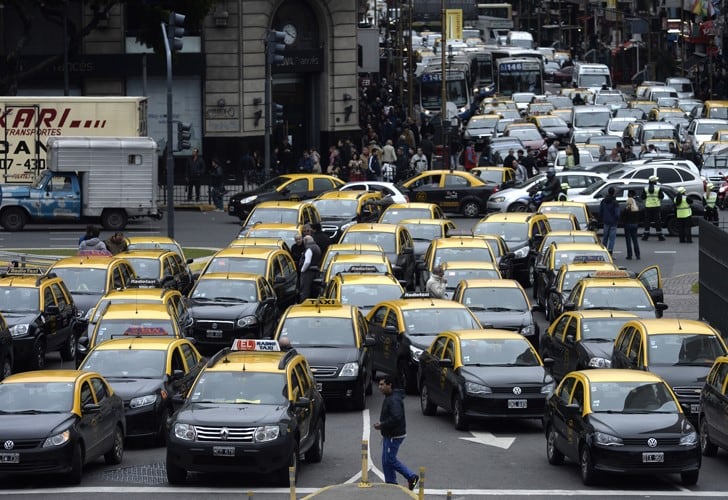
[554,250,610,269]
[190,371,287,405]
[562,270,600,292]
[206,257,266,276]
[322,250,383,271]
[646,334,726,366]
[340,284,402,308]
[52,267,106,294]
[247,208,299,225]
[313,199,358,217]
[128,242,180,256]
[191,279,258,302]
[580,318,634,341]
[402,308,480,334]
[329,260,388,277]
[540,206,587,225]
[460,339,539,366]
[546,217,577,231]
[0,382,74,413]
[279,317,356,347]
[542,234,596,249]
[341,232,395,253]
[434,247,493,265]
[445,269,500,289]
[94,319,175,345]
[402,223,442,241]
[125,258,161,279]
[473,222,527,242]
[245,229,298,245]
[80,349,166,378]
[580,286,652,311]
[380,208,432,224]
[460,288,528,312]
[0,286,39,312]
[257,176,290,193]
[590,381,679,413]
[476,170,505,184]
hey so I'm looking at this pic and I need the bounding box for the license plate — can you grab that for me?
[213,446,235,457]
[0,453,19,464]
[206,329,223,338]
[690,404,701,414]
[315,382,323,392]
[508,399,527,409]
[642,452,664,463]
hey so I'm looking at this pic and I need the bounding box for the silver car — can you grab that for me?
[486,171,605,212]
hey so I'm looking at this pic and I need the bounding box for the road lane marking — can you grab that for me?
[654,251,677,254]
[460,431,515,449]
[345,408,384,483]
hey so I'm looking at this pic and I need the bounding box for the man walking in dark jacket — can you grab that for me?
[600,187,621,254]
[374,376,418,490]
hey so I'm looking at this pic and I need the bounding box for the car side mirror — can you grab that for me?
[294,397,311,408]
[438,358,454,368]
[563,302,576,311]
[402,247,413,255]
[170,369,185,381]
[542,357,555,370]
[186,258,194,264]
[275,276,286,284]
[565,334,575,345]
[172,393,186,406]
[192,272,201,281]
[83,403,101,414]
[655,303,668,311]
[45,304,60,315]
[384,325,399,333]
[564,402,581,415]
[364,336,376,347]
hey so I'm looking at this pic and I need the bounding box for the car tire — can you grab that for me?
[461,199,481,218]
[0,207,28,232]
[60,333,78,362]
[508,202,528,213]
[0,357,11,381]
[452,394,469,431]
[304,422,324,463]
[579,445,598,486]
[68,442,83,485]
[546,426,565,465]
[104,425,124,465]
[28,341,45,371]
[420,384,437,416]
[681,469,699,486]
[273,444,298,486]
[166,455,187,485]
[666,216,679,236]
[700,418,718,457]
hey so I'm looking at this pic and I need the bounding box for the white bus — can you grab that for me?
[496,57,544,97]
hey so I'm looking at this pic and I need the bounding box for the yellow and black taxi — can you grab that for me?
[166,339,326,485]
[84,302,183,350]
[274,298,374,410]
[470,166,515,190]
[312,190,384,242]
[612,319,728,424]
[0,312,11,380]
[527,114,570,143]
[543,262,622,321]
[198,247,298,310]
[240,200,321,233]
[321,253,393,286]
[533,242,614,312]
[398,218,457,283]
[366,295,482,394]
[541,310,639,380]
[378,202,445,225]
[453,278,538,347]
[47,255,136,319]
[186,272,278,355]
[471,212,550,287]
[240,222,302,248]
[227,236,291,253]
[441,261,502,294]
[116,249,193,295]
[563,269,667,319]
[124,236,188,263]
[0,369,125,484]
[535,229,600,260]
[541,212,581,232]
[339,223,416,290]
[0,268,79,370]
[419,329,554,430]
[79,337,203,443]
[320,243,385,280]
[419,236,497,285]
[322,272,404,315]
[544,369,701,486]
[400,170,495,217]
[227,172,344,219]
[699,356,728,457]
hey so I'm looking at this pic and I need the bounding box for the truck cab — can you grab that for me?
[0,171,81,231]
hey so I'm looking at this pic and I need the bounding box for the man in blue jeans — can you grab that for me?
[600,186,621,254]
[374,376,419,490]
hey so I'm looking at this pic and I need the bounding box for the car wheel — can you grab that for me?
[681,469,699,486]
[700,418,718,456]
[68,443,83,485]
[546,426,565,465]
[508,202,528,212]
[461,200,481,218]
[666,216,679,236]
[273,444,298,486]
[0,357,11,381]
[166,454,187,485]
[304,422,324,463]
[420,384,437,416]
[101,209,128,230]
[104,425,124,465]
[452,393,469,431]
[60,333,78,362]
[0,207,28,232]
[28,341,45,370]
[579,445,598,486]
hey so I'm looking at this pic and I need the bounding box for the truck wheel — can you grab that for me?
[0,207,28,231]
[101,209,128,230]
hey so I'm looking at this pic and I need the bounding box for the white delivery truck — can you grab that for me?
[0,96,147,183]
[0,136,162,231]
[572,63,612,92]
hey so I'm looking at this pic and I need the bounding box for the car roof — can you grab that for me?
[118,249,176,259]
[252,200,312,209]
[560,310,639,320]
[377,297,471,310]
[399,218,452,226]
[625,318,720,335]
[385,202,438,210]
[204,350,291,374]
[3,370,88,384]
[444,328,531,341]
[51,255,123,268]
[100,302,173,318]
[283,299,357,318]
[481,212,546,223]
[316,190,379,200]
[212,247,281,259]
[100,287,180,301]
[344,223,401,233]
[335,273,401,285]
[89,336,187,351]
[432,236,489,248]
[195,272,262,282]
[324,243,384,252]
[577,368,667,383]
[459,278,524,289]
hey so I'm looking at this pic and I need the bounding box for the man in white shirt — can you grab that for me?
[410,147,428,174]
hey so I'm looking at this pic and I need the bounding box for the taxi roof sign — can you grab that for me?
[2,266,45,276]
[402,291,431,299]
[122,326,170,336]
[591,270,631,278]
[231,338,281,352]
[572,255,607,263]
[301,297,341,307]
[344,265,380,273]
[128,278,160,288]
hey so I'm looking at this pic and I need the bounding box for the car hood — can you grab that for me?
[291,346,360,367]
[0,413,76,439]
[579,340,614,360]
[102,377,164,400]
[408,334,439,351]
[1,311,37,326]
[459,365,546,386]
[648,365,711,388]
[70,293,102,315]
[505,240,529,252]
[0,185,31,199]
[588,412,686,435]
[188,302,261,320]
[472,310,531,329]
[179,402,288,425]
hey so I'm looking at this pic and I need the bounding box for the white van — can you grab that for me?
[664,77,695,99]
[506,31,533,49]
[572,63,612,92]
[571,105,612,133]
[647,86,678,103]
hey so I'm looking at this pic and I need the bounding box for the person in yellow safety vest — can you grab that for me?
[641,175,666,241]
[703,182,719,226]
[674,186,693,243]
[557,183,569,201]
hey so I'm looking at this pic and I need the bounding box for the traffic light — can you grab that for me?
[273,103,284,126]
[266,31,286,65]
[168,11,186,51]
[177,122,192,150]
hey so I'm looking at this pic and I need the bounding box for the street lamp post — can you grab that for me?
[441,0,448,169]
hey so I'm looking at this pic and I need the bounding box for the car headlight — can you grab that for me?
[130,394,158,408]
[409,345,423,362]
[9,324,29,337]
[588,357,611,368]
[42,430,70,448]
[237,316,258,327]
[680,431,698,446]
[240,195,258,204]
[83,309,93,321]
[339,361,360,377]
[541,380,555,394]
[174,422,196,441]
[465,382,492,395]
[254,425,280,443]
[520,325,533,336]
[490,196,506,203]
[594,431,623,446]
[513,246,530,259]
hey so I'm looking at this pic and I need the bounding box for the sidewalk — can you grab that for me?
[662,272,699,319]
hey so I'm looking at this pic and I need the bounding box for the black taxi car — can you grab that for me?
[0,370,125,484]
[544,369,701,486]
[699,356,728,456]
[274,298,375,410]
[115,249,193,295]
[0,268,79,370]
[419,329,554,431]
[312,190,384,242]
[400,170,495,217]
[166,339,325,485]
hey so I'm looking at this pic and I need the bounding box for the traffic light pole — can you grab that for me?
[161,22,175,239]
[264,39,272,179]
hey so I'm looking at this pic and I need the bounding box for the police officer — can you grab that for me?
[641,175,666,241]
[674,186,693,243]
[557,182,569,201]
[703,182,719,226]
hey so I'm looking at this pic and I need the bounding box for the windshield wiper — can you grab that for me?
[584,337,615,343]
[673,361,713,366]
[213,296,248,303]
[2,409,61,414]
[191,296,211,301]
[583,306,625,311]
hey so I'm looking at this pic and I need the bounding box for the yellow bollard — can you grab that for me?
[289,466,296,500]
[418,467,425,499]
[359,439,372,488]
[248,491,253,499]
[446,491,453,499]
